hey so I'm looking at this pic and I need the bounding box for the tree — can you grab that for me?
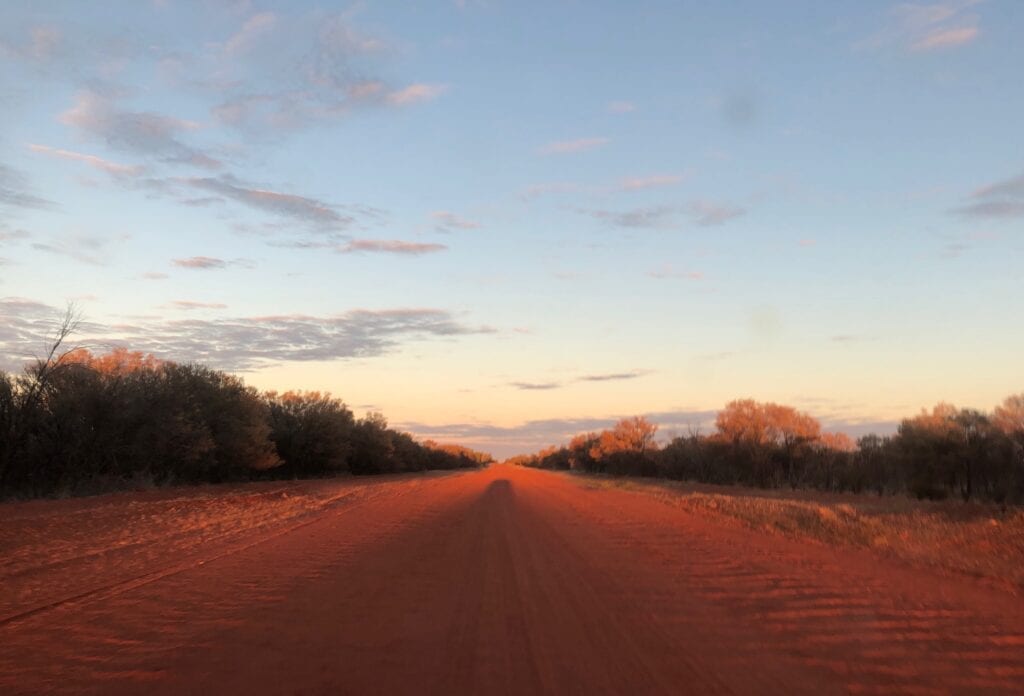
[0,303,80,491]
[266,391,355,477]
[350,412,394,474]
[713,400,822,487]
[589,417,658,459]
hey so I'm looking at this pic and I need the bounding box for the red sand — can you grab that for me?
[1,465,1022,694]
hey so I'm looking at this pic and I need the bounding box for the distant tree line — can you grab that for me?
[0,337,490,499]
[509,398,1024,504]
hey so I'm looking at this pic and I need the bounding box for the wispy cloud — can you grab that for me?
[31,234,120,265]
[577,371,648,382]
[521,182,581,200]
[0,228,31,244]
[954,172,1024,219]
[538,137,609,155]
[911,25,978,50]
[0,25,63,65]
[862,1,983,53]
[0,165,53,210]
[183,174,351,229]
[607,100,636,113]
[508,370,650,391]
[619,174,687,191]
[167,300,229,311]
[647,265,704,280]
[432,211,481,232]
[223,12,277,56]
[27,143,144,176]
[398,408,717,458]
[524,173,689,199]
[385,83,447,106]
[687,200,746,226]
[60,91,221,170]
[142,271,169,280]
[206,12,442,132]
[172,256,227,269]
[583,199,745,229]
[0,297,491,371]
[586,206,676,229]
[340,240,447,255]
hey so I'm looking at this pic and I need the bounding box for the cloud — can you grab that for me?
[0,165,53,210]
[583,199,746,229]
[0,22,140,80]
[432,211,481,232]
[0,297,63,369]
[385,83,447,106]
[647,265,704,280]
[397,408,719,459]
[688,200,746,226]
[863,1,983,53]
[172,256,227,269]
[607,101,636,113]
[0,228,31,244]
[167,301,228,310]
[60,91,222,169]
[619,174,686,191]
[223,12,277,56]
[205,12,439,132]
[510,381,561,391]
[954,172,1024,219]
[538,137,609,155]
[507,371,649,391]
[340,240,447,255]
[183,174,351,229]
[521,182,581,200]
[577,371,647,382]
[911,25,979,50]
[0,297,492,372]
[27,143,144,177]
[179,196,225,207]
[142,271,169,280]
[31,234,117,265]
[586,206,676,229]
[194,307,490,366]
[0,25,62,64]
[524,174,688,199]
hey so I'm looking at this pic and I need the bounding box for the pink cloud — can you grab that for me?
[172,256,227,269]
[538,137,609,155]
[341,240,447,255]
[386,83,447,106]
[911,25,979,51]
[27,143,143,176]
[619,174,686,191]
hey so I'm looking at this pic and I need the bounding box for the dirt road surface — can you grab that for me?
[2,465,1022,694]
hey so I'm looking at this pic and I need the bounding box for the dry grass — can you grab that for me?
[571,474,1024,593]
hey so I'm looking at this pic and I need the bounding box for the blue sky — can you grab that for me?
[1,1,1021,457]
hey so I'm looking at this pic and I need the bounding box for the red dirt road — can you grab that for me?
[1,465,1023,695]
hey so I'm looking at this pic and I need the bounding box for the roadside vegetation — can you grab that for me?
[575,475,1024,591]
[509,398,1024,504]
[0,313,490,499]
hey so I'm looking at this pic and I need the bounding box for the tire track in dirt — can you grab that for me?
[0,474,453,628]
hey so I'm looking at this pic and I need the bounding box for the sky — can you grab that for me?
[1,1,1022,458]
